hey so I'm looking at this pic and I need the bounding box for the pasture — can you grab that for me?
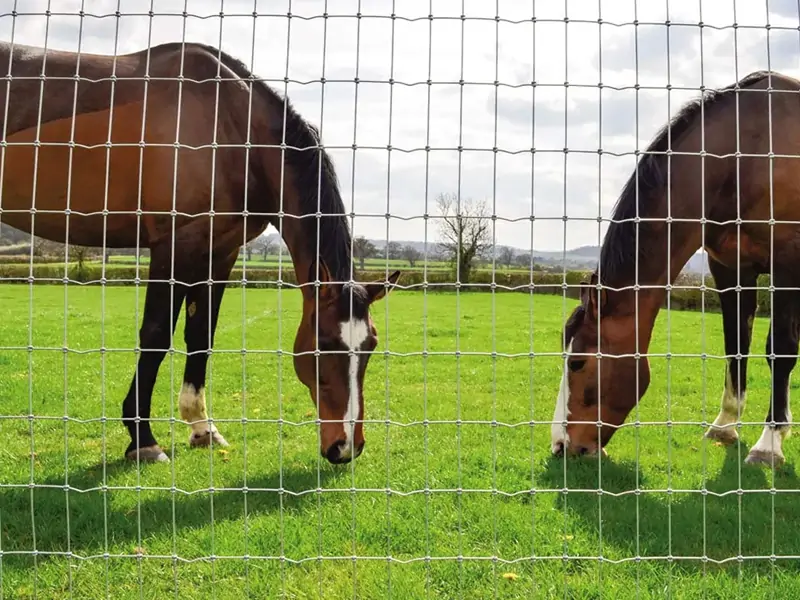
[1,283,799,599]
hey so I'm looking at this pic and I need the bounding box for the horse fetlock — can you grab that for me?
[704,424,739,445]
[745,425,789,468]
[189,429,229,448]
[744,448,786,467]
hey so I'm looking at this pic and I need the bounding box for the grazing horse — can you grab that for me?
[0,41,400,465]
[550,70,800,467]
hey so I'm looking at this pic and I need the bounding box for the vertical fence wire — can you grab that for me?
[240,1,259,596]
[383,2,398,597]
[61,3,86,598]
[698,0,710,592]
[490,1,500,595]
[455,2,465,596]
[422,2,433,596]
[527,4,538,598]
[0,2,17,594]
[28,3,51,596]
[764,2,777,597]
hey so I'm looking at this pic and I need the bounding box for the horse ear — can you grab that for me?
[587,287,607,320]
[306,257,336,302]
[583,272,607,320]
[366,270,401,304]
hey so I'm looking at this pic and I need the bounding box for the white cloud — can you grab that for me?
[0,0,797,252]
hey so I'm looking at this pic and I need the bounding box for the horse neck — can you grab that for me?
[602,190,705,346]
[279,214,353,287]
[253,145,353,287]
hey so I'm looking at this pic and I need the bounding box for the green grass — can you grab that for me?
[0,284,799,599]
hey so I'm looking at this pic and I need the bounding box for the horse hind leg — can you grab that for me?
[704,260,757,444]
[179,251,237,449]
[745,286,798,467]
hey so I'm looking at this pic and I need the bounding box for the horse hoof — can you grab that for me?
[704,426,739,445]
[190,430,229,448]
[744,449,785,468]
[125,445,170,463]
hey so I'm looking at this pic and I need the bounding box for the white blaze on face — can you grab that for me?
[551,341,573,454]
[339,318,370,447]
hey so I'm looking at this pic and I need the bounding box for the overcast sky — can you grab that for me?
[1,0,798,252]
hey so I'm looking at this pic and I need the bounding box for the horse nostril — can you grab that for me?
[578,446,589,456]
[325,441,357,465]
[325,441,344,464]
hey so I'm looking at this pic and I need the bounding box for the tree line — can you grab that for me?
[1,192,541,283]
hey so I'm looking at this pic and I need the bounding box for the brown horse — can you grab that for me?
[551,70,800,467]
[0,40,400,465]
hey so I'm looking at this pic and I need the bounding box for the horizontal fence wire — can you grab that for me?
[0,1,798,599]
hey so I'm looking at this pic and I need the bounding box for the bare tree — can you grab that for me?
[244,235,277,262]
[33,238,66,259]
[514,252,533,268]
[244,240,256,261]
[66,245,98,281]
[498,246,515,269]
[253,235,276,261]
[262,238,277,260]
[385,241,402,261]
[71,245,95,267]
[435,192,491,283]
[353,236,377,270]
[401,244,421,267]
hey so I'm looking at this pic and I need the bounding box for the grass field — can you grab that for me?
[1,284,800,599]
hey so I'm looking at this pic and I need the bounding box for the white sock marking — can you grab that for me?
[339,318,369,451]
[179,383,216,436]
[710,366,746,431]
[551,342,573,454]
[750,425,787,459]
[748,382,792,461]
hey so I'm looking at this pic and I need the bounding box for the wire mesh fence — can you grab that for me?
[1,1,799,598]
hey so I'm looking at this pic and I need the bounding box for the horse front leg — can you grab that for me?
[705,259,757,444]
[745,284,799,467]
[179,250,238,448]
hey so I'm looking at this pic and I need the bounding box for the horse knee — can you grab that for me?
[139,319,170,349]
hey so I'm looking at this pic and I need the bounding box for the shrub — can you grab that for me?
[0,263,776,317]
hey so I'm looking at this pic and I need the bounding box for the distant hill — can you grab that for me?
[0,224,31,246]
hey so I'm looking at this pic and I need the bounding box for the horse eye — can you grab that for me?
[568,359,586,372]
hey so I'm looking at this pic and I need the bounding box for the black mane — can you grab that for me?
[280,113,353,282]
[597,70,770,286]
[202,44,353,282]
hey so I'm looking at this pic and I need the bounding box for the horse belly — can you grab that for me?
[706,228,769,271]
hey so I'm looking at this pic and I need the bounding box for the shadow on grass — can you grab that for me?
[0,456,340,570]
[538,442,800,575]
